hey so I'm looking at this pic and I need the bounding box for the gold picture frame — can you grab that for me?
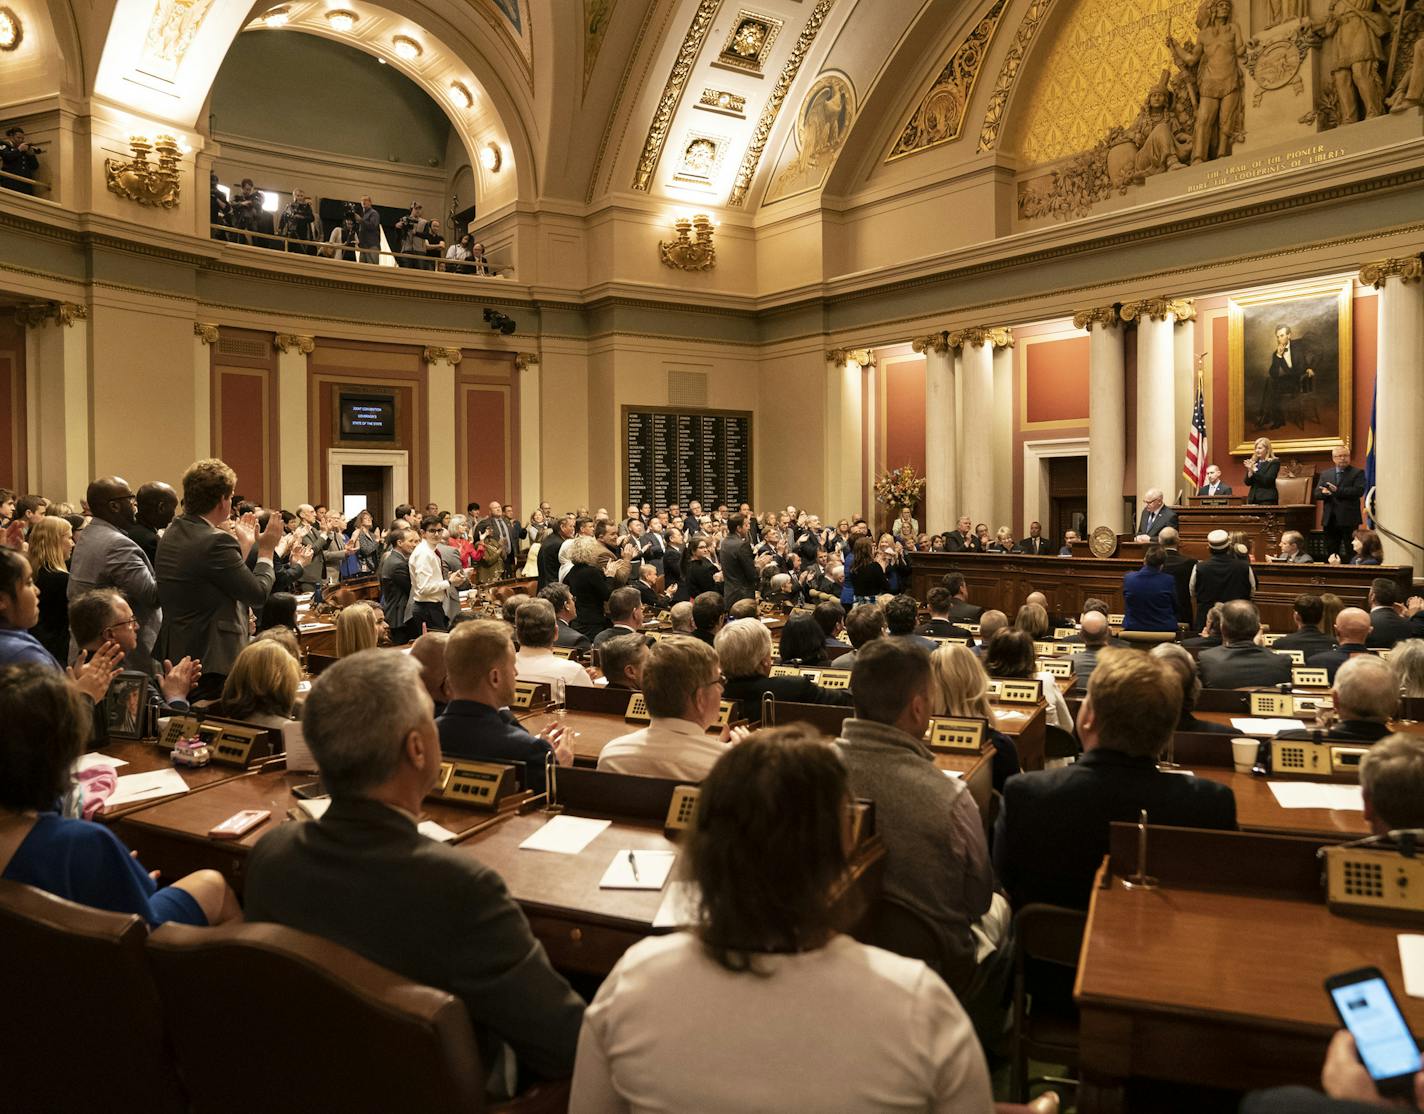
[1228,279,1352,454]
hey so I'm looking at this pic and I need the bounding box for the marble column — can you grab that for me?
[991,340,1015,532]
[949,327,1010,530]
[1074,306,1125,535]
[20,302,90,504]
[273,334,313,509]
[192,324,217,462]
[1122,298,1195,507]
[825,348,869,523]
[514,352,541,513]
[1361,257,1424,568]
[913,331,956,534]
[421,347,461,513]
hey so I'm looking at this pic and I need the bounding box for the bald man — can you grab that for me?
[407,631,450,715]
[1278,655,1396,744]
[1306,606,1376,682]
[1135,489,1178,540]
[128,481,179,564]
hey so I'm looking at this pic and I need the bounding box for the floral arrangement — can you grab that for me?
[873,464,926,509]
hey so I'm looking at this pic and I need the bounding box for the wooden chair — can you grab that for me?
[1010,903,1087,1103]
[1043,724,1081,763]
[146,921,569,1114]
[1276,472,1315,505]
[0,879,185,1114]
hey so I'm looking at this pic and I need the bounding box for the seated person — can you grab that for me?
[1181,603,1224,650]
[1197,600,1291,689]
[512,599,592,689]
[1270,530,1314,564]
[335,601,381,657]
[538,583,592,652]
[571,727,993,1112]
[245,651,585,1089]
[1360,733,1424,833]
[597,638,733,781]
[0,663,239,926]
[1278,655,1397,744]
[69,588,199,714]
[982,629,1073,731]
[213,640,300,729]
[1151,642,1235,734]
[835,640,1010,1025]
[667,600,695,634]
[1056,597,1110,644]
[598,631,648,690]
[928,642,1021,790]
[994,649,1237,909]
[436,619,571,795]
[884,595,937,652]
[0,548,120,703]
[974,609,1009,652]
[591,587,644,648]
[1392,639,1424,699]
[1013,601,1050,642]
[1307,607,1376,681]
[775,613,830,666]
[831,603,886,672]
[1024,591,1072,633]
[1273,594,1336,659]
[1241,1029,1424,1114]
[406,631,450,716]
[690,591,724,647]
[716,618,854,723]
[727,598,759,622]
[1365,577,1414,649]
[915,587,976,643]
[1072,611,1112,686]
[258,591,300,634]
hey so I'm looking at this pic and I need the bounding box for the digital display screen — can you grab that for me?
[339,394,395,441]
[1333,977,1421,1081]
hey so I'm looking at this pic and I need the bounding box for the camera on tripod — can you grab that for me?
[483,309,516,335]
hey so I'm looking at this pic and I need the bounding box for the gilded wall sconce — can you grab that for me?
[105,134,183,208]
[659,213,716,271]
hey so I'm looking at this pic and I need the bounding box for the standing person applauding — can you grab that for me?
[1243,436,1280,505]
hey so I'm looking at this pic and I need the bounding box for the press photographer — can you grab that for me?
[321,211,359,262]
[1,126,41,195]
[209,170,233,240]
[277,188,319,255]
[394,201,431,269]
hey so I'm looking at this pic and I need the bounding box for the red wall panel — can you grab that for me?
[1024,336,1090,423]
[883,358,927,522]
[217,370,269,506]
[464,387,509,505]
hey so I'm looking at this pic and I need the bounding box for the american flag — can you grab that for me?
[1183,367,1208,491]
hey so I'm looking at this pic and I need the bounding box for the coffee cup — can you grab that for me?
[1231,737,1258,773]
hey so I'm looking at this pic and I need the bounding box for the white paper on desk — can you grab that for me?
[1230,717,1305,735]
[1266,781,1365,811]
[600,849,676,890]
[418,821,458,843]
[282,720,319,773]
[653,880,700,928]
[518,815,610,855]
[1399,936,1424,999]
[296,797,331,820]
[106,768,190,808]
[74,751,129,772]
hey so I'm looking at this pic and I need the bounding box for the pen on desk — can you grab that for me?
[627,850,640,881]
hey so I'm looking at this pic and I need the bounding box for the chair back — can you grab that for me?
[0,879,184,1114]
[1010,903,1087,1102]
[147,921,487,1114]
[1043,725,1080,761]
[853,895,945,976]
[1276,473,1314,505]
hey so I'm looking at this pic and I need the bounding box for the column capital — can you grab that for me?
[1119,297,1195,323]
[1072,305,1120,330]
[911,331,951,355]
[274,334,315,355]
[948,326,1013,350]
[514,351,540,371]
[1358,256,1424,289]
[423,346,464,366]
[193,323,220,345]
[826,347,876,366]
[15,301,88,329]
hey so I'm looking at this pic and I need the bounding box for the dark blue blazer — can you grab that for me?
[436,700,554,794]
[1122,566,1179,632]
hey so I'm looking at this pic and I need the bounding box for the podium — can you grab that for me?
[1174,502,1316,559]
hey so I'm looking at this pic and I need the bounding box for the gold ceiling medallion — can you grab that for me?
[727,0,837,207]
[0,6,22,51]
[698,87,747,116]
[105,135,183,209]
[673,133,727,185]
[714,10,784,75]
[659,214,717,271]
[977,0,1055,152]
[887,0,1009,161]
[631,0,722,192]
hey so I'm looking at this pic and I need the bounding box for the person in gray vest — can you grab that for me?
[1188,529,1255,629]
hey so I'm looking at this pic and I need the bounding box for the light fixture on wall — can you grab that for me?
[105,134,183,208]
[262,6,291,26]
[480,142,502,172]
[450,81,474,110]
[325,9,358,31]
[0,6,22,51]
[392,34,422,60]
[659,213,717,271]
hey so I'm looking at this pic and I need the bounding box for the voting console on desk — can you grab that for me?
[1270,738,1369,783]
[429,759,527,811]
[1324,845,1424,922]
[157,715,277,768]
[926,716,988,753]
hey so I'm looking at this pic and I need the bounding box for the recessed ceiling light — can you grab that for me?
[450,82,474,109]
[480,143,502,173]
[392,34,421,60]
[325,9,357,31]
[0,7,22,51]
[262,6,290,26]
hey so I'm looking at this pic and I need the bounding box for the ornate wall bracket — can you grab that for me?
[1071,305,1121,330]
[14,301,87,328]
[911,331,952,354]
[1358,256,1424,288]
[274,334,315,355]
[193,323,219,345]
[105,135,182,209]
[422,346,463,365]
[948,326,1014,349]
[1119,298,1196,323]
[659,213,716,270]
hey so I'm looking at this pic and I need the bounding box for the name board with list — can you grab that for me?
[622,407,752,512]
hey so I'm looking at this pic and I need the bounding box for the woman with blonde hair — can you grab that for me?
[1320,592,1346,638]
[335,601,379,657]
[565,534,620,638]
[988,526,1015,554]
[1390,639,1424,699]
[27,516,74,665]
[215,641,300,728]
[1244,435,1279,505]
[929,643,1021,790]
[1014,602,1050,641]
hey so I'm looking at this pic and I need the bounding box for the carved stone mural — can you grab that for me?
[141,0,215,79]
[766,72,855,202]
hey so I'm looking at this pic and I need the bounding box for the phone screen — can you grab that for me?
[1331,976,1421,1082]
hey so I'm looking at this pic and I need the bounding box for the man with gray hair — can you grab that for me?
[1278,654,1397,744]
[1197,600,1292,688]
[1134,488,1178,540]
[1072,611,1112,685]
[245,651,585,1086]
[1360,734,1424,834]
[1156,526,1197,624]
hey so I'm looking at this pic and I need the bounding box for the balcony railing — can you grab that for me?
[208,223,510,278]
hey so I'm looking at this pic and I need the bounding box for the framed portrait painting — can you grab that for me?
[104,671,149,740]
[1228,279,1352,454]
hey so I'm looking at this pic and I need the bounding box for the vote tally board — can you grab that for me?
[623,407,752,511]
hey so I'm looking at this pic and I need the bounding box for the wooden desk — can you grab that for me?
[1175,503,1317,560]
[87,739,254,820]
[526,710,641,765]
[1189,767,1368,839]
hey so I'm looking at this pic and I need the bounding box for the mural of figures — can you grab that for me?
[766,73,855,202]
[142,0,215,77]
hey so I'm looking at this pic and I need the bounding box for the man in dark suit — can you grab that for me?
[590,587,644,648]
[1156,527,1197,625]
[477,500,518,576]
[1071,612,1112,686]
[1257,325,1312,430]
[1121,544,1180,633]
[1366,578,1414,649]
[915,587,976,642]
[883,594,938,652]
[943,515,974,552]
[1189,530,1255,628]
[1197,601,1292,689]
[537,515,572,590]
[245,650,584,1085]
[814,600,851,650]
[1273,594,1336,660]
[682,499,704,539]
[993,648,1236,909]
[640,518,667,575]
[1134,488,1178,540]
[940,571,984,624]
[126,481,178,565]
[718,513,757,611]
[378,527,416,644]
[716,616,853,723]
[537,584,592,652]
[1316,446,1367,560]
[1270,530,1314,563]
[1277,654,1397,745]
[1308,608,1376,682]
[155,459,281,699]
[690,591,724,647]
[1014,521,1049,555]
[1196,464,1232,496]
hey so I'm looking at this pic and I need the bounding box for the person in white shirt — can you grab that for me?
[570,727,994,1114]
[407,515,452,634]
[597,637,732,781]
[513,600,592,689]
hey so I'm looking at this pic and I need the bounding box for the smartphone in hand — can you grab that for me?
[1326,966,1421,1098]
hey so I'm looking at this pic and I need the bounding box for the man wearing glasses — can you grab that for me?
[69,476,163,674]
[406,515,459,638]
[69,588,201,715]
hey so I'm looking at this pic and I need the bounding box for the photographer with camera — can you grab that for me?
[355,195,382,264]
[209,171,233,240]
[321,212,360,262]
[277,187,319,255]
[1,126,42,195]
[394,201,431,269]
[230,178,264,244]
